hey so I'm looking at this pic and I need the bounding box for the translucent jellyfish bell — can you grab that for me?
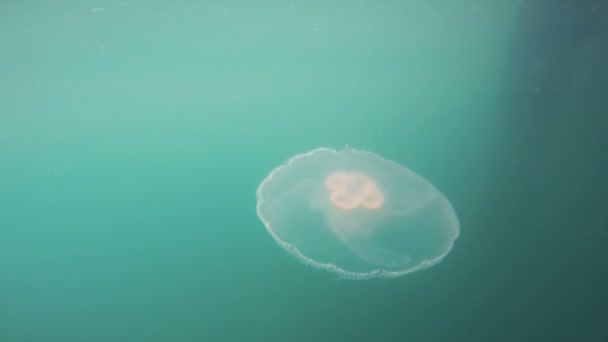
[256,147,460,279]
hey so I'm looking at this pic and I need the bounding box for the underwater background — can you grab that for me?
[1,1,607,341]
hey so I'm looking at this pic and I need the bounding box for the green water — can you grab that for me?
[2,1,607,341]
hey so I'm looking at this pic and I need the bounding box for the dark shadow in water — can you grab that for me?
[480,1,608,340]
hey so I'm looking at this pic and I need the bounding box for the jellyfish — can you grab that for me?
[256,147,459,279]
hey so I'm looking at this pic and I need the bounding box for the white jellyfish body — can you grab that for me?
[256,147,460,279]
